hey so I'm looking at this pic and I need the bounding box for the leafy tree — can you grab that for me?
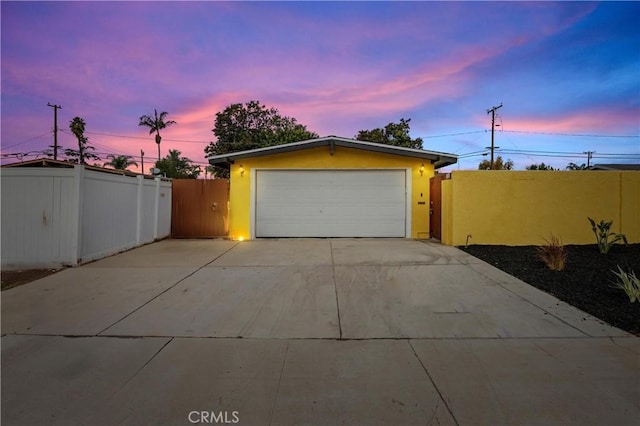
[63,147,101,164]
[66,117,100,164]
[204,100,318,177]
[566,162,587,170]
[155,149,200,179]
[525,162,556,170]
[63,146,101,164]
[478,156,514,170]
[103,154,138,170]
[204,165,218,179]
[355,118,423,149]
[139,109,176,162]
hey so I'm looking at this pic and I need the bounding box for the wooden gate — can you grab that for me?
[429,173,449,241]
[171,179,229,238]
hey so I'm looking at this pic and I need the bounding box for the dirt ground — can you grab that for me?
[461,243,640,336]
[1,268,64,291]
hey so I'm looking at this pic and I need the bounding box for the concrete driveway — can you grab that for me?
[2,239,638,425]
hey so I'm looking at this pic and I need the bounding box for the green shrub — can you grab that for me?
[537,235,566,271]
[588,217,628,254]
[611,266,640,303]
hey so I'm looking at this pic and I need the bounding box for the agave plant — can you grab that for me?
[611,266,640,303]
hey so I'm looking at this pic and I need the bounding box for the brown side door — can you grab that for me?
[171,179,229,238]
[429,174,444,240]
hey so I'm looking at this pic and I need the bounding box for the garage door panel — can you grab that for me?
[256,170,407,238]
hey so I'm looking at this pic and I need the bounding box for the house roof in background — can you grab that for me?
[589,164,640,171]
[1,159,76,168]
[207,136,458,169]
[1,159,158,178]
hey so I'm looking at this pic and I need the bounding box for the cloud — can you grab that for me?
[493,106,639,136]
[2,1,638,171]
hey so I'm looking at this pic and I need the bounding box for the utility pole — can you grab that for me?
[141,149,145,174]
[47,103,62,160]
[583,150,595,168]
[486,103,503,169]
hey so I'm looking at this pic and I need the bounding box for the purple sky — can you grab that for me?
[2,1,639,172]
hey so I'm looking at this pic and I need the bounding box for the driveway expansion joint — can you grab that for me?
[95,242,240,336]
[407,340,460,426]
[267,341,289,426]
[114,337,174,395]
[329,240,343,339]
[5,333,625,342]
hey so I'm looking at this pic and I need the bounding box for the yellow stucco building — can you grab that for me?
[208,137,457,240]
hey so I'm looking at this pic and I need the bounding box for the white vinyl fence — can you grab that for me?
[1,165,171,269]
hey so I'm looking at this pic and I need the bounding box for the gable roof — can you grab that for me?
[1,159,77,169]
[1,158,159,178]
[588,163,640,171]
[207,136,458,169]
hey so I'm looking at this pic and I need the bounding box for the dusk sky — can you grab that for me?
[2,1,639,172]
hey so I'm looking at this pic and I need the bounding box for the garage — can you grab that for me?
[207,136,457,240]
[255,169,408,237]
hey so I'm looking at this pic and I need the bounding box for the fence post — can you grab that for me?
[154,177,161,240]
[136,175,144,245]
[71,165,85,265]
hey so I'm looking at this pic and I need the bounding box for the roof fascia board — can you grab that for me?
[208,136,457,167]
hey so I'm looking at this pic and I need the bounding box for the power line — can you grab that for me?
[497,148,639,157]
[457,150,489,159]
[83,130,208,144]
[4,147,634,169]
[501,129,638,138]
[498,152,637,160]
[422,129,639,139]
[29,144,634,164]
[457,147,639,158]
[59,129,116,153]
[422,130,486,139]
[62,128,208,144]
[499,153,594,159]
[47,131,212,164]
[1,131,53,150]
[8,127,637,152]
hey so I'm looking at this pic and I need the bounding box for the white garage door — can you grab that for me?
[255,170,407,237]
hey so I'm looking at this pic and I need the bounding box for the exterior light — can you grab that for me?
[237,236,245,242]
[239,165,245,177]
[419,164,425,176]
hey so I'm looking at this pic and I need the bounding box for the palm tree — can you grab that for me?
[155,149,200,178]
[138,109,176,162]
[69,117,87,164]
[566,162,587,170]
[103,154,138,170]
[68,116,101,165]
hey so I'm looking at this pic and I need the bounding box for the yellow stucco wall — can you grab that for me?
[441,170,640,246]
[228,145,435,239]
